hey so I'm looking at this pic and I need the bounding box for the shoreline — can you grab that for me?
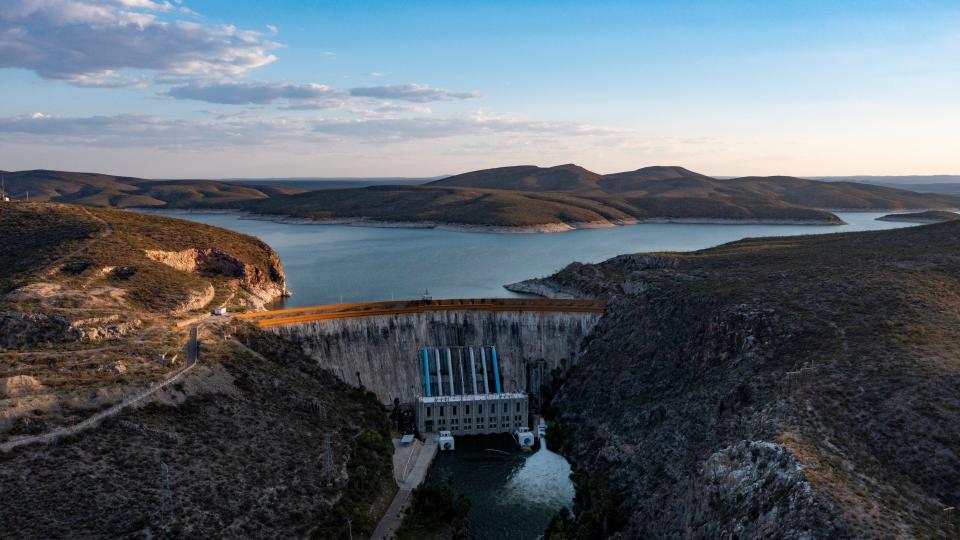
[140,208,845,234]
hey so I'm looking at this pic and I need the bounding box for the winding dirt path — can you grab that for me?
[0,324,202,453]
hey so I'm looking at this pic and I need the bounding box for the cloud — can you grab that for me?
[374,104,433,114]
[365,71,384,77]
[163,81,340,105]
[162,80,481,110]
[0,111,616,148]
[0,0,280,86]
[349,84,481,103]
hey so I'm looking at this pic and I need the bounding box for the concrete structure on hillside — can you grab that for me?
[414,346,528,435]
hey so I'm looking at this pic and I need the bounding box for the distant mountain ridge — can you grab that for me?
[4,166,960,232]
[1,169,308,208]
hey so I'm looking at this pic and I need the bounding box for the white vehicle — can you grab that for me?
[212,307,228,316]
[514,427,535,451]
[437,430,455,451]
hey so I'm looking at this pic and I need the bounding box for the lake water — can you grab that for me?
[145,210,914,538]
[149,211,914,307]
[425,434,575,540]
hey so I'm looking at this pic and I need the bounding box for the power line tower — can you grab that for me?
[159,462,175,535]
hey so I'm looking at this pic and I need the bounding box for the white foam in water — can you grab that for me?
[503,441,576,509]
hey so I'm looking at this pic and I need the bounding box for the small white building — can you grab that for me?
[437,430,455,451]
[213,307,228,316]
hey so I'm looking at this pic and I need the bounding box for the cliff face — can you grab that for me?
[538,223,960,538]
[270,310,601,403]
[145,247,288,307]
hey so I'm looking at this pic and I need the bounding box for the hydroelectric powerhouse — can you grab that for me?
[414,346,529,438]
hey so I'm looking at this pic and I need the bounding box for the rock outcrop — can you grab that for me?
[542,223,960,538]
[145,247,288,305]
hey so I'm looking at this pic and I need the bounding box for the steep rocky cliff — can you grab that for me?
[536,223,960,538]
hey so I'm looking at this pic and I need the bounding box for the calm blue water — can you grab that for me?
[146,211,914,307]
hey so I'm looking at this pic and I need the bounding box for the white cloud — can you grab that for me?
[0,111,618,148]
[350,84,481,103]
[163,81,340,105]
[0,0,280,86]
[162,80,482,109]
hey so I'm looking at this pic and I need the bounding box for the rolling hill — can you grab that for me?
[0,169,307,208]
[5,166,960,231]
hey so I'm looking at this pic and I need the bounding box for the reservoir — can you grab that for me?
[149,211,914,307]
[147,210,914,538]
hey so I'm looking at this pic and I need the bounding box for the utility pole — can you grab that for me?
[159,463,174,535]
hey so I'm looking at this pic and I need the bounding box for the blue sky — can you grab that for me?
[1,0,958,177]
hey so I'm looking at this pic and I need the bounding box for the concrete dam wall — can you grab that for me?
[269,310,601,403]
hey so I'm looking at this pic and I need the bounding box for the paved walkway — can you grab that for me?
[1,325,202,453]
[371,434,438,540]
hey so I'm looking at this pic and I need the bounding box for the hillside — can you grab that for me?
[238,184,636,231]
[0,323,394,538]
[0,202,289,433]
[429,164,607,194]
[431,165,960,209]
[731,176,960,210]
[877,210,960,223]
[7,167,960,232]
[0,202,393,538]
[511,223,960,537]
[1,169,307,208]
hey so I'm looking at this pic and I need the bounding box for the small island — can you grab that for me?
[876,210,960,223]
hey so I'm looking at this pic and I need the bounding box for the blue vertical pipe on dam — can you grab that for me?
[435,348,443,397]
[446,348,455,396]
[491,345,502,394]
[469,347,478,395]
[422,348,431,397]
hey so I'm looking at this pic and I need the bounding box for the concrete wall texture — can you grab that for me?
[268,310,601,403]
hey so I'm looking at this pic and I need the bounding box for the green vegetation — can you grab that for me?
[395,483,471,540]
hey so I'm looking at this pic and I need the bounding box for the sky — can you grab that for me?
[1,0,959,178]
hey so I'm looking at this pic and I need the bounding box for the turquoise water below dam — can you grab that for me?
[148,211,913,307]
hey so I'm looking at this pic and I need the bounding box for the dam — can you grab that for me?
[237,298,605,405]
